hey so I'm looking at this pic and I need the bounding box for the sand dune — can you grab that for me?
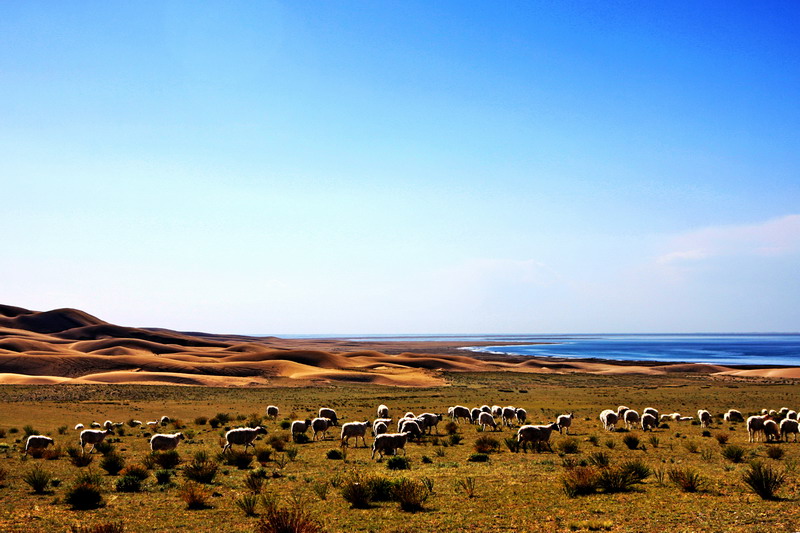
[0,305,796,386]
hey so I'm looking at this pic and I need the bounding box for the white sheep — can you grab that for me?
[723,410,744,423]
[470,408,481,424]
[780,419,799,442]
[697,410,712,428]
[764,419,780,442]
[678,416,694,422]
[372,418,392,436]
[747,415,769,442]
[642,407,659,421]
[103,420,114,430]
[787,410,798,420]
[222,426,267,452]
[25,435,54,455]
[417,413,442,434]
[373,421,388,436]
[515,408,528,425]
[311,417,333,441]
[501,406,517,427]
[491,405,503,418]
[371,432,410,460]
[477,411,498,431]
[768,409,778,417]
[517,422,560,452]
[266,405,279,419]
[146,421,159,430]
[599,409,618,431]
[668,412,682,421]
[79,428,113,454]
[624,410,640,430]
[778,407,790,416]
[74,424,84,431]
[556,413,573,434]
[160,416,171,426]
[480,405,491,413]
[291,419,311,441]
[150,432,185,451]
[130,420,143,427]
[641,413,658,431]
[340,421,371,447]
[616,406,630,420]
[398,419,422,440]
[377,404,389,418]
[90,422,102,428]
[319,408,339,426]
[448,406,471,423]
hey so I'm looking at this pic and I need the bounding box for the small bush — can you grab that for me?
[57,425,68,435]
[701,430,711,438]
[285,446,298,461]
[504,438,520,453]
[219,450,254,469]
[236,493,260,516]
[256,497,324,533]
[119,464,149,481]
[311,481,329,500]
[326,449,343,461]
[444,421,459,435]
[67,446,94,468]
[365,475,396,501]
[266,435,289,452]
[622,434,640,450]
[23,465,52,493]
[155,469,172,485]
[180,481,212,509]
[597,467,637,493]
[65,472,104,510]
[183,460,218,484]
[69,522,124,533]
[683,440,699,454]
[619,459,651,483]
[341,478,372,508]
[766,446,785,460]
[556,437,580,454]
[194,416,208,426]
[448,434,462,446]
[588,452,610,468]
[742,461,785,500]
[255,447,273,464]
[100,454,126,476]
[474,435,501,453]
[421,455,432,464]
[722,445,746,463]
[647,436,660,448]
[294,433,310,444]
[152,450,181,469]
[562,466,600,497]
[95,441,115,456]
[668,467,705,493]
[434,447,446,457]
[279,420,291,430]
[604,440,616,449]
[715,433,730,445]
[392,478,429,512]
[467,453,489,463]
[587,435,599,446]
[23,425,37,437]
[245,472,265,493]
[115,475,143,493]
[387,456,410,470]
[456,475,478,498]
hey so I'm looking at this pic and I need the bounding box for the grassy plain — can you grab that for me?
[0,372,799,532]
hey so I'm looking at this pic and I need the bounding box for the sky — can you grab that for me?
[1,2,798,334]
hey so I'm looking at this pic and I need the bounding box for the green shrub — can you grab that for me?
[23,465,51,493]
[588,452,610,468]
[67,446,94,467]
[742,461,785,500]
[619,459,651,483]
[604,440,616,449]
[57,425,68,435]
[715,433,730,445]
[153,450,181,469]
[266,435,289,452]
[444,421,459,435]
[236,493,260,516]
[219,450,254,469]
[587,435,599,446]
[622,434,640,450]
[279,420,291,430]
[119,464,149,481]
[562,466,600,497]
[294,433,310,444]
[341,477,372,508]
[456,476,478,498]
[556,437,580,454]
[387,456,410,470]
[647,436,660,448]
[115,475,143,493]
[467,453,489,463]
[311,481,329,500]
[100,454,126,476]
[448,434,462,446]
[65,472,104,510]
[766,446,785,460]
[722,445,746,463]
[22,425,37,437]
[255,447,273,464]
[668,467,705,492]
[194,416,208,426]
[474,435,501,453]
[155,469,172,485]
[364,475,396,501]
[392,478,429,512]
[183,460,218,484]
[245,471,265,493]
[256,496,324,533]
[94,441,115,456]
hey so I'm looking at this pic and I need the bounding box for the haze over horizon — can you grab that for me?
[2,2,798,335]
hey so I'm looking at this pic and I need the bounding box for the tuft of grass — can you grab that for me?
[504,438,520,453]
[236,493,260,516]
[180,481,212,509]
[456,476,478,498]
[119,464,149,481]
[22,425,37,437]
[218,449,254,469]
[392,478,429,512]
[245,471,265,493]
[668,467,705,493]
[194,416,208,426]
[326,449,343,460]
[310,481,329,500]
[279,420,291,430]
[23,465,52,494]
[604,440,616,449]
[448,434,462,446]
[65,472,105,510]
[562,466,600,497]
[622,434,640,450]
[588,451,610,468]
[444,421,459,435]
[683,440,699,454]
[474,435,501,453]
[183,459,218,484]
[155,469,172,485]
[556,437,580,454]
[340,477,372,508]
[152,450,181,469]
[742,461,785,500]
[255,447,273,464]
[715,433,730,445]
[69,522,124,533]
[619,459,651,483]
[115,475,143,493]
[467,453,490,463]
[387,456,410,470]
[266,435,289,452]
[647,435,660,448]
[587,435,599,446]
[766,446,785,460]
[100,454,126,476]
[256,496,324,533]
[722,445,746,463]
[67,446,94,467]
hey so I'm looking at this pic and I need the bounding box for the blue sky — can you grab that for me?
[2,2,798,334]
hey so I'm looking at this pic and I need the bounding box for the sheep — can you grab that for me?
[501,406,517,427]
[624,410,640,430]
[448,406,471,423]
[641,414,657,431]
[150,432,185,452]
[515,408,528,425]
[90,422,102,428]
[103,420,114,430]
[340,421,371,448]
[222,426,267,452]
[780,419,799,442]
[398,419,422,441]
[25,435,54,455]
[470,408,481,424]
[477,411,498,431]
[311,418,333,441]
[768,409,778,418]
[642,407,659,420]
[668,413,682,421]
[747,415,769,442]
[371,432,409,460]
[373,421,388,436]
[698,410,712,428]
[417,413,442,434]
[764,419,780,442]
[556,413,573,434]
[723,410,744,423]
[319,408,339,426]
[130,420,143,427]
[291,419,311,441]
[678,416,694,422]
[266,405,279,419]
[480,405,491,413]
[79,428,113,454]
[779,407,790,416]
[74,424,84,431]
[599,409,618,431]
[372,418,392,435]
[403,411,416,419]
[517,422,560,452]
[787,410,798,421]
[377,404,389,418]
[160,416,171,426]
[146,421,159,430]
[616,406,630,420]
[491,405,503,418]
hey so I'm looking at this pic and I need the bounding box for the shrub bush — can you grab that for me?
[100,454,126,476]
[119,464,149,481]
[683,440,699,454]
[448,434,462,446]
[387,456,410,470]
[392,478,429,512]
[245,471,265,493]
[183,459,218,484]
[668,467,705,492]
[766,446,785,460]
[94,441,115,456]
[742,461,785,500]
[504,438,520,453]
[444,421,459,435]
[65,472,104,510]
[474,435,501,453]
[180,481,212,509]
[23,465,51,493]
[194,416,208,426]
[467,453,489,463]
[326,449,343,460]
[219,450,254,469]
[255,447,273,464]
[294,433,310,444]
[236,493,260,516]
[456,476,478,498]
[715,433,730,445]
[556,437,580,454]
[279,420,291,430]
[69,521,124,533]
[588,451,610,468]
[115,475,143,493]
[155,469,172,485]
[266,435,289,452]
[67,446,94,467]
[622,434,640,450]
[562,466,600,497]
[340,477,372,508]
[255,497,324,533]
[721,445,746,463]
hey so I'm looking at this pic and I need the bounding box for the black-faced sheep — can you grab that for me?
[223,426,267,452]
[150,432,185,452]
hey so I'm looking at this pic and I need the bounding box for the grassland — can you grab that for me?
[1,372,799,532]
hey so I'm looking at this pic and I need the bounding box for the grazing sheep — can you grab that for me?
[764,419,780,442]
[768,409,778,418]
[517,423,560,452]
[780,419,799,442]
[291,419,311,440]
[787,410,798,421]
[131,420,143,427]
[747,415,769,443]
[779,407,790,416]
[480,405,491,413]
[377,404,389,418]
[340,421,371,447]
[501,406,517,427]
[90,422,102,428]
[448,406,471,423]
[616,406,630,420]
[698,410,712,428]
[723,410,744,423]
[398,419,422,441]
[160,416,171,426]
[403,412,416,419]
[515,408,528,425]
[74,424,84,431]
[373,421,388,436]
[470,408,481,424]
[25,435,54,455]
[319,408,339,426]
[556,413,573,434]
[624,410,640,430]
[150,432,185,452]
[371,432,410,460]
[599,409,618,431]
[79,429,113,454]
[311,418,333,441]
[678,416,694,422]
[641,413,658,431]
[372,418,392,436]
[642,407,659,421]
[266,405,279,419]
[477,411,498,432]
[491,405,502,418]
[222,426,268,452]
[761,409,769,415]
[668,413,682,421]
[103,420,114,430]
[146,421,159,430]
[417,413,442,434]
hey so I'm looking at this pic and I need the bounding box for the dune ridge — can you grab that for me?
[0,305,797,387]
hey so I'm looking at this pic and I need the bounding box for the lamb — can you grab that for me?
[222,426,268,452]
[160,416,171,426]
[417,413,442,434]
[515,408,528,425]
[641,413,657,432]
[501,406,517,427]
[764,419,780,442]
[373,421,388,436]
[266,405,279,419]
[448,406,471,423]
[747,415,769,442]
[599,409,618,431]
[477,411,498,431]
[371,432,409,460]
[311,418,333,441]
[780,419,799,442]
[340,421,371,447]
[25,435,54,455]
[150,432,185,452]
[642,407,659,421]
[723,409,744,423]
[697,410,712,428]
[291,419,311,441]
[377,404,389,418]
[318,408,339,426]
[79,428,113,454]
[491,405,503,418]
[74,424,84,431]
[517,422,560,452]
[556,413,573,434]
[624,410,640,430]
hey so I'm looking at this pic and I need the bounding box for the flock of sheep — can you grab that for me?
[21,402,800,459]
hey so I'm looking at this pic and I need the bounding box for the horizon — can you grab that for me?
[2,3,799,334]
